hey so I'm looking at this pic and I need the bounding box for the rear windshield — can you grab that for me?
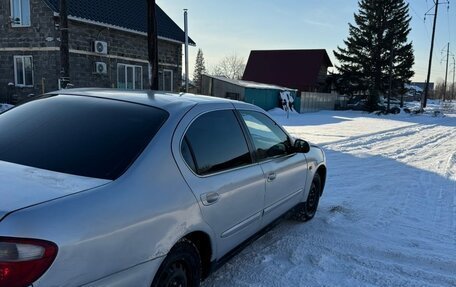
[0,95,168,180]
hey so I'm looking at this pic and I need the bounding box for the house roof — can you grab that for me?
[411,82,434,91]
[204,74,296,91]
[242,49,333,91]
[405,84,423,93]
[43,0,195,45]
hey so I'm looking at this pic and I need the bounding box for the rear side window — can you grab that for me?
[182,110,252,176]
[0,95,168,180]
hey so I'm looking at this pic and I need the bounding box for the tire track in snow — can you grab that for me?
[444,152,456,180]
[321,119,456,286]
[325,122,456,239]
[392,127,456,161]
[324,124,435,153]
[421,128,456,238]
[323,124,451,236]
[312,220,456,287]
[203,207,456,287]
[394,127,456,229]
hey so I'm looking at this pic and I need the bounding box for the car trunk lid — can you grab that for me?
[0,160,111,221]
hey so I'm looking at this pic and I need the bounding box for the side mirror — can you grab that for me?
[293,139,310,153]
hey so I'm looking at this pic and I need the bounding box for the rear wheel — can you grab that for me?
[291,173,322,222]
[151,239,201,287]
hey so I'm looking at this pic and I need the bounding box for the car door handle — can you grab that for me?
[267,172,277,182]
[201,192,220,206]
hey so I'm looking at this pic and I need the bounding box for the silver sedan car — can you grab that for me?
[0,89,326,287]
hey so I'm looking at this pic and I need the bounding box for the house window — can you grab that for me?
[159,69,173,92]
[14,55,33,86]
[11,0,31,27]
[117,64,143,90]
[226,92,240,100]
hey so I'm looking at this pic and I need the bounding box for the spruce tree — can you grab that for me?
[193,49,207,93]
[334,0,414,111]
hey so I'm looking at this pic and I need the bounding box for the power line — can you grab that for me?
[408,1,430,37]
[422,0,450,110]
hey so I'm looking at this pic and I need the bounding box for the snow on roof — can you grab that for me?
[405,83,423,92]
[205,75,297,91]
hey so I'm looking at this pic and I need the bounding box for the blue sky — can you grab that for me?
[157,0,455,84]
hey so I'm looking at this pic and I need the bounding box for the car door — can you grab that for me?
[238,110,308,225]
[172,105,265,258]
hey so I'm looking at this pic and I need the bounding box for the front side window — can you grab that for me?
[14,55,33,86]
[117,64,143,90]
[240,111,291,161]
[182,110,252,176]
[11,0,31,26]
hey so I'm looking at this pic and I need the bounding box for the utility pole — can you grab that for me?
[147,0,159,90]
[422,1,439,109]
[422,0,450,109]
[452,56,455,101]
[443,42,450,101]
[184,9,189,92]
[59,0,70,89]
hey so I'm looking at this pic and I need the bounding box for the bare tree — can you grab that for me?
[212,53,246,80]
[433,81,446,100]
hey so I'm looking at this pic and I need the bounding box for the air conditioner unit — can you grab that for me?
[93,41,108,54]
[94,62,107,74]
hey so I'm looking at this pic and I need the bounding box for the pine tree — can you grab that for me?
[334,0,415,111]
[193,49,207,93]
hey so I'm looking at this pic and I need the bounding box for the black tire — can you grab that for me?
[291,173,322,222]
[151,238,201,287]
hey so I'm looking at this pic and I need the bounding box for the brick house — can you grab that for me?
[0,0,195,103]
[243,49,333,93]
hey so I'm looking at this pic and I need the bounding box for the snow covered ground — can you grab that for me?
[203,102,456,287]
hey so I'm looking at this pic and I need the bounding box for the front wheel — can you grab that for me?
[151,238,201,287]
[291,173,322,222]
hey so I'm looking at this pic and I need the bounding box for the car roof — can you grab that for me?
[46,88,249,112]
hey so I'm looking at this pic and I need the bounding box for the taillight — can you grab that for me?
[0,237,58,287]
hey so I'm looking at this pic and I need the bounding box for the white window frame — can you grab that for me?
[14,55,34,87]
[10,0,31,27]
[117,64,143,90]
[162,69,173,92]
